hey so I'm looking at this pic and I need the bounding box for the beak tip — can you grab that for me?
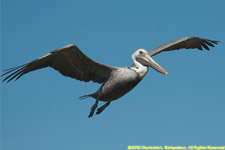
[165,72,168,75]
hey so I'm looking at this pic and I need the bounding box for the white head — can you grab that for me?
[132,49,168,75]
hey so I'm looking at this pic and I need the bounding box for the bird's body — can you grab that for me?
[86,67,144,101]
[1,37,219,117]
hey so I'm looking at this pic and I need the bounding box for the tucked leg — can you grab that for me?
[96,101,111,115]
[88,99,99,118]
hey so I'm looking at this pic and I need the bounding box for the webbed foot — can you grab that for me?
[96,102,111,115]
[88,100,99,118]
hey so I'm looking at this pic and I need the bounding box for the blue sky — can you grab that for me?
[1,0,225,150]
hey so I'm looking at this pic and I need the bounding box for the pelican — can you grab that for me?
[1,37,219,117]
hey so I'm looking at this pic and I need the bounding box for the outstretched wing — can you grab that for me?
[2,44,117,83]
[148,37,219,57]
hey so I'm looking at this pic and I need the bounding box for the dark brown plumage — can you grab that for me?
[2,44,117,83]
[148,37,219,56]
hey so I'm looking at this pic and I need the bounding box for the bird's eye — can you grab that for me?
[139,51,145,56]
[139,51,144,54]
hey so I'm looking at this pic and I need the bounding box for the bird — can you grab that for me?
[1,37,219,118]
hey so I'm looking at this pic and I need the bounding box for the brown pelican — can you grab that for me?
[1,37,219,117]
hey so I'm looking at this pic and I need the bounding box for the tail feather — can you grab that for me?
[79,94,92,100]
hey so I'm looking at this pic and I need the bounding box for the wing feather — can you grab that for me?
[148,37,219,56]
[2,44,117,83]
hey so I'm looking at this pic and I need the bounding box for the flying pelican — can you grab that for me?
[1,37,219,117]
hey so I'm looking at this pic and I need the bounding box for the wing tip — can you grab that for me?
[1,65,26,83]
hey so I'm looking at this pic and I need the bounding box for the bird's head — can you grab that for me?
[132,49,168,75]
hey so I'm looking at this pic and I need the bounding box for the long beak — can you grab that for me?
[138,54,168,75]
